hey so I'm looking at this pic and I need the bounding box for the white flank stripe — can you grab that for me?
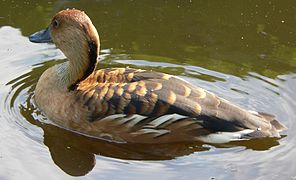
[198,129,255,144]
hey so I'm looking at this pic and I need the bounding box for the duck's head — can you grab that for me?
[30,9,100,87]
[29,9,100,65]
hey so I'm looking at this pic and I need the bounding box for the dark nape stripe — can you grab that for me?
[68,40,98,91]
[85,40,98,79]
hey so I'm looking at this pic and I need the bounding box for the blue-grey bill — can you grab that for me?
[29,27,52,43]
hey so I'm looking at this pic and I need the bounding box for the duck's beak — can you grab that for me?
[29,27,52,43]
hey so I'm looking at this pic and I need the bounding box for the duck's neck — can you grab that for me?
[56,40,99,90]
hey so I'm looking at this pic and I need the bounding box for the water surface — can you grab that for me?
[0,1,296,179]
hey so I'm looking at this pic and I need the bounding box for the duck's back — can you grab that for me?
[50,67,285,143]
[77,68,208,120]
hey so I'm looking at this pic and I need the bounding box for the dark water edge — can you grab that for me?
[0,1,296,179]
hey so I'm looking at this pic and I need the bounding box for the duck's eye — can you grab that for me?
[53,20,59,28]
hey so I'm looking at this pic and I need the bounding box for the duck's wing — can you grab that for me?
[76,68,210,119]
[75,68,286,142]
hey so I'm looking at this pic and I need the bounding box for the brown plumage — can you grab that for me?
[29,9,287,144]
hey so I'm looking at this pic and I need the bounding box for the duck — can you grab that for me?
[29,9,287,144]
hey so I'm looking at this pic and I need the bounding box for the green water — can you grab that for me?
[2,0,296,77]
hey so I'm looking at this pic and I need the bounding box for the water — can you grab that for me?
[0,1,296,179]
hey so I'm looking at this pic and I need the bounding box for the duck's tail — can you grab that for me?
[198,111,287,144]
[258,112,287,131]
[197,98,288,144]
[241,111,287,139]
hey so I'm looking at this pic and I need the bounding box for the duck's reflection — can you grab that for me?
[15,61,281,176]
[45,132,96,176]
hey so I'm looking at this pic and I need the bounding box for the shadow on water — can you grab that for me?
[5,60,284,176]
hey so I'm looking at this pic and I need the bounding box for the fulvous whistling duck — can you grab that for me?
[29,9,287,143]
